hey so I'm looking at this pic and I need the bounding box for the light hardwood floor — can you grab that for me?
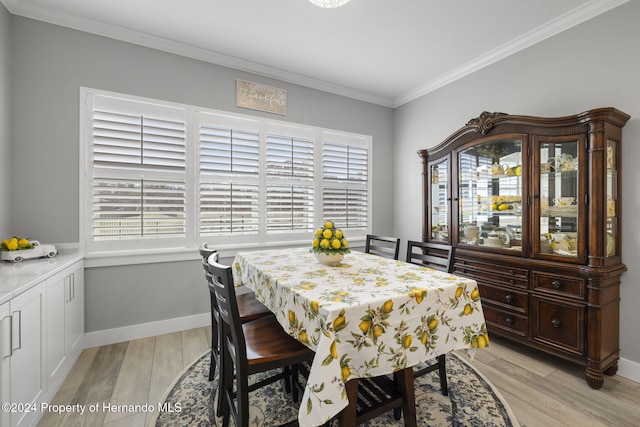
[38,327,640,427]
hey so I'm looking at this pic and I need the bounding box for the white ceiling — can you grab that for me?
[2,0,629,107]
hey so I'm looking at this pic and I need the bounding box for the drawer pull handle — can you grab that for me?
[552,280,562,289]
[505,294,514,303]
[505,317,515,326]
[509,269,515,275]
[509,279,515,285]
[551,319,562,328]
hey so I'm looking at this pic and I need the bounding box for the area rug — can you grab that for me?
[152,351,520,427]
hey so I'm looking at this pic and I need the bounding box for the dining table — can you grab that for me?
[232,247,488,427]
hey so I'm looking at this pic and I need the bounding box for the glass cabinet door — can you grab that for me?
[429,158,449,242]
[457,138,524,252]
[535,137,585,260]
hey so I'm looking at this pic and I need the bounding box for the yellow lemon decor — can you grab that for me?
[310,220,350,265]
[1,236,34,251]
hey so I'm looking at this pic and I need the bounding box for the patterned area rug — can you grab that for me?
[152,351,519,427]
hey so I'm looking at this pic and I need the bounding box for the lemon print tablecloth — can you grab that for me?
[233,248,488,427]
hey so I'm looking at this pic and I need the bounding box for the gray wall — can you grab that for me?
[7,16,394,332]
[394,1,640,366]
[0,4,10,238]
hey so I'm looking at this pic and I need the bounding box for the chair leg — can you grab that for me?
[395,367,417,427]
[438,354,448,396]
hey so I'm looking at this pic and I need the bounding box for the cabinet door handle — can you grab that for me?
[551,319,562,328]
[2,315,11,359]
[552,280,562,289]
[11,310,21,353]
[505,294,514,303]
[505,317,515,326]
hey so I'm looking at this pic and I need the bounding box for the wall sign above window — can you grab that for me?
[236,79,287,115]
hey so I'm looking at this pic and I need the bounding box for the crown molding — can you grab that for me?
[2,0,629,109]
[392,0,630,107]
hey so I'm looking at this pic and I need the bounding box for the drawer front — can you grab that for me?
[478,283,528,313]
[483,306,528,337]
[533,272,585,299]
[533,297,585,356]
[455,260,529,289]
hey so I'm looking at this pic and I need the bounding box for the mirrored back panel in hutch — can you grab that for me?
[419,108,630,389]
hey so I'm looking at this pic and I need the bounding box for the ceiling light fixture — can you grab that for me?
[308,0,350,8]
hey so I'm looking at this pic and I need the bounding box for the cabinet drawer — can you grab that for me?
[483,306,528,337]
[478,283,528,313]
[533,297,585,356]
[533,272,585,299]
[456,261,529,289]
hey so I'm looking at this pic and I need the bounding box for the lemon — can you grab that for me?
[6,240,18,251]
[335,230,343,239]
[403,335,413,348]
[330,341,339,359]
[341,365,351,381]
[320,239,330,248]
[312,238,319,248]
[359,319,372,333]
[18,238,29,247]
[470,289,480,300]
[310,300,320,314]
[323,229,333,239]
[373,324,384,337]
[324,221,334,229]
[428,318,439,330]
[476,335,487,348]
[315,228,323,237]
[288,310,296,324]
[299,331,308,343]
[331,239,341,249]
[515,165,522,176]
[420,332,429,344]
[382,300,393,313]
[490,203,498,210]
[498,203,509,211]
[333,315,346,330]
[455,286,464,298]
[463,304,473,316]
[342,239,349,248]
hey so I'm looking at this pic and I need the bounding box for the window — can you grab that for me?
[81,89,371,255]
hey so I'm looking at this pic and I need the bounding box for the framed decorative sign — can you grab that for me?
[236,79,287,115]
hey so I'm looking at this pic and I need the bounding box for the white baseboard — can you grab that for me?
[83,312,210,348]
[618,356,640,384]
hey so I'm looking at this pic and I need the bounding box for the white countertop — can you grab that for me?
[0,247,83,305]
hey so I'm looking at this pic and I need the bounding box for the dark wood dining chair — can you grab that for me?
[199,243,271,416]
[340,368,417,427]
[365,234,401,260]
[405,240,456,396]
[207,255,315,427]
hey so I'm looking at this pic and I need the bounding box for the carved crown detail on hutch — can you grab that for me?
[419,108,630,389]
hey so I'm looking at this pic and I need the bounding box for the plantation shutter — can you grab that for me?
[199,113,260,236]
[322,139,369,230]
[265,126,315,233]
[91,95,187,242]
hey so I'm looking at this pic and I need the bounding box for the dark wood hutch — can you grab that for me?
[419,108,630,389]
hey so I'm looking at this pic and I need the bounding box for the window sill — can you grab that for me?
[84,238,366,268]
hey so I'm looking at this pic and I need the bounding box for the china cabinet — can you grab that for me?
[419,108,630,389]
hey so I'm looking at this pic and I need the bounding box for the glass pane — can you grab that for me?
[430,159,449,241]
[458,139,523,250]
[606,140,617,257]
[539,140,579,257]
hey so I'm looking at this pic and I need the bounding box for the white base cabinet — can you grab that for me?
[46,261,84,391]
[0,253,84,427]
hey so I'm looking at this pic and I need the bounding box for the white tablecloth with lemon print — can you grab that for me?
[233,248,488,427]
